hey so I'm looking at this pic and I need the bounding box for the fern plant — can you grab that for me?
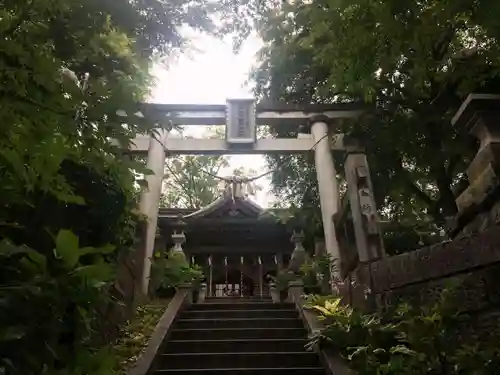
[306,284,500,375]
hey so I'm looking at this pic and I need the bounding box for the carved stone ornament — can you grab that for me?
[291,230,306,251]
[171,230,186,253]
[289,230,307,272]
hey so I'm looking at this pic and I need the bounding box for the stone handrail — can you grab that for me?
[287,280,354,375]
[128,283,194,375]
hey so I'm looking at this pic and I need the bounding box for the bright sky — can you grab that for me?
[150,31,274,207]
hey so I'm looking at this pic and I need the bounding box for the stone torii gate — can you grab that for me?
[120,99,384,294]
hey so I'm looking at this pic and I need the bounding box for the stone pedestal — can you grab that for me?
[451,94,500,236]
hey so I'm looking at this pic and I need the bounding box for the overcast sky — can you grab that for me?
[150,31,273,207]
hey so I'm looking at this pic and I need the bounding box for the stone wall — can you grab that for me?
[354,225,500,311]
[343,94,500,336]
[344,223,500,342]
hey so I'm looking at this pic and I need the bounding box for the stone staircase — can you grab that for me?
[151,297,328,374]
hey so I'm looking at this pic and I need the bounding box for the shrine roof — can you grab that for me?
[158,195,292,249]
[158,194,275,223]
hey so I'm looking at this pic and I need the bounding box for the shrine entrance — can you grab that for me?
[158,192,291,299]
[119,99,385,294]
[213,270,255,297]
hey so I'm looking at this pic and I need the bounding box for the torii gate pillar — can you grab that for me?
[310,118,342,277]
[138,129,168,296]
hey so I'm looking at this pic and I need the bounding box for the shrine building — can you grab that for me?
[158,187,294,297]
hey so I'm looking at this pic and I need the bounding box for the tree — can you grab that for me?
[0,1,261,373]
[161,154,230,208]
[253,0,500,228]
[160,124,265,209]
[160,157,265,208]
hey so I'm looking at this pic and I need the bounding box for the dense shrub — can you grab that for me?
[150,250,204,297]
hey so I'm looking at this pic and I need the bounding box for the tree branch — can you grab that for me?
[164,161,195,207]
[394,158,436,210]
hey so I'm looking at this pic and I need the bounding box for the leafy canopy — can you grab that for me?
[0,0,262,373]
[253,0,500,234]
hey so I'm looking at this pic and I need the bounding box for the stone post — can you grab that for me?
[344,141,385,263]
[310,117,342,277]
[198,283,207,303]
[138,128,168,296]
[276,253,284,271]
[269,282,280,303]
[177,283,194,305]
[287,279,304,303]
[451,94,500,235]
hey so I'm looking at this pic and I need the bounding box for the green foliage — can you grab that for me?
[0,231,116,375]
[269,254,334,294]
[253,0,500,230]
[299,261,319,292]
[151,250,204,294]
[162,155,230,208]
[0,0,263,374]
[45,301,169,375]
[299,253,333,293]
[269,270,296,291]
[49,347,119,375]
[307,285,500,374]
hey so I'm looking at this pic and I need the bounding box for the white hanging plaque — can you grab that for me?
[226,99,256,144]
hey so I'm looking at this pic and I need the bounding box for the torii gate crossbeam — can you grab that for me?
[125,134,349,155]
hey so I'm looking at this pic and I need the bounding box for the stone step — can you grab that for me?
[169,327,308,340]
[153,299,326,375]
[156,352,321,369]
[191,303,293,310]
[183,308,298,319]
[200,298,273,305]
[152,367,326,375]
[164,338,309,353]
[204,297,271,301]
[175,317,303,330]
